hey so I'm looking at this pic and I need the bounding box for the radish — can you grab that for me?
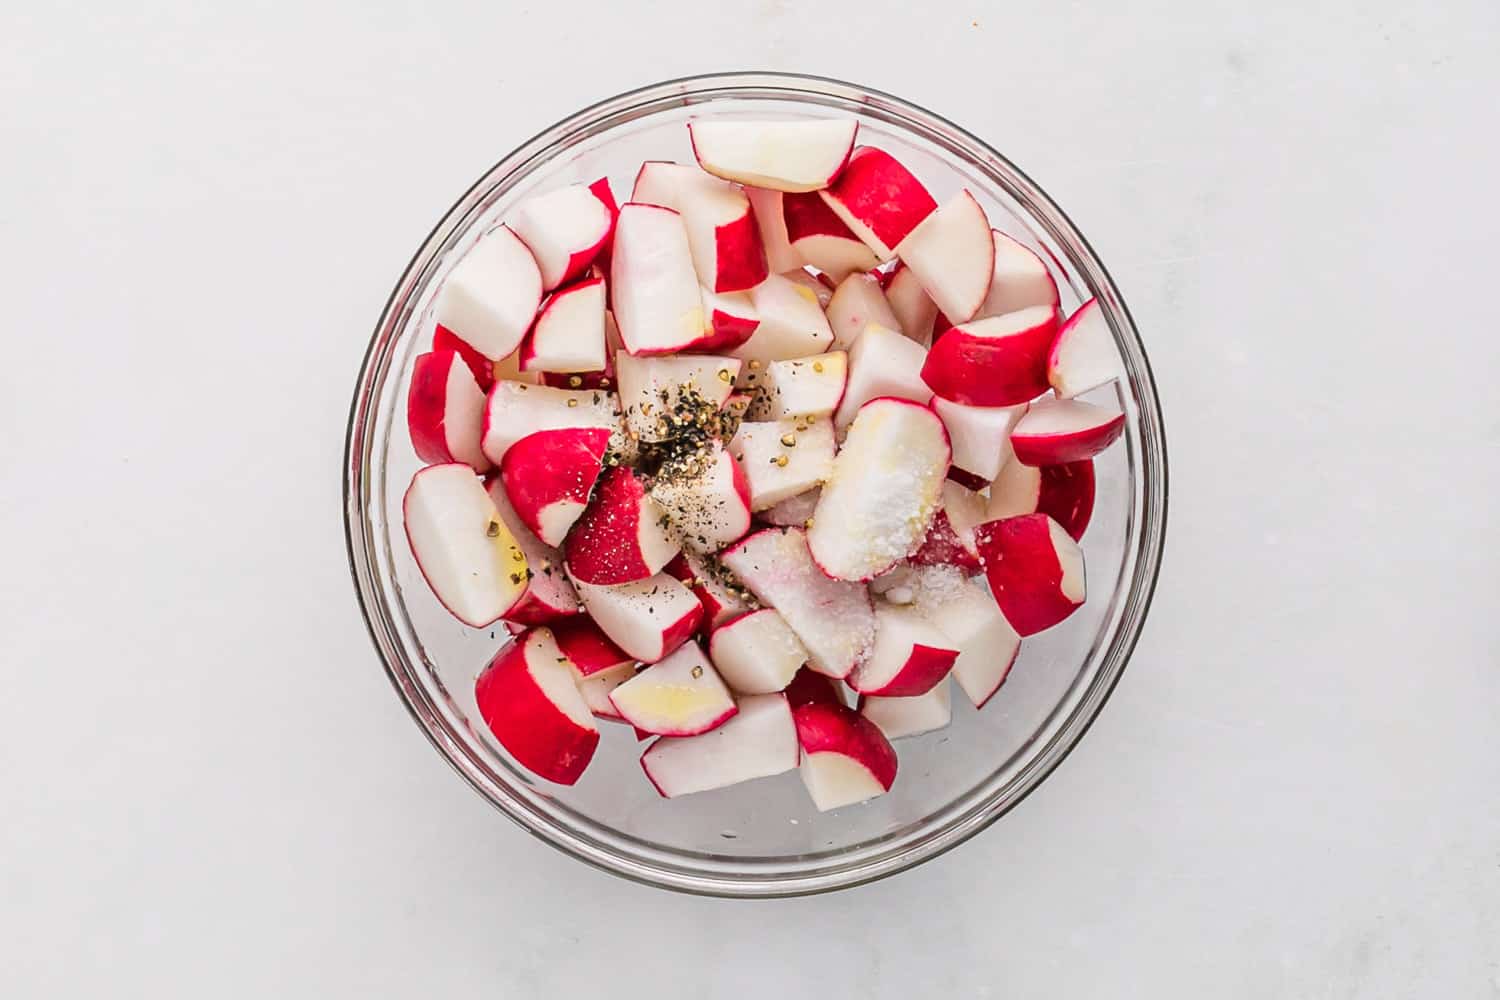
[407,350,490,472]
[783,667,848,709]
[976,230,1059,319]
[920,575,1021,709]
[987,457,1096,541]
[930,396,1029,483]
[1010,398,1125,465]
[474,627,598,784]
[848,604,959,696]
[571,571,703,664]
[833,324,933,428]
[574,662,636,722]
[699,286,760,351]
[563,466,678,585]
[484,476,583,625]
[631,161,768,293]
[781,268,835,308]
[860,681,951,740]
[793,702,898,811]
[519,276,607,374]
[688,118,858,192]
[551,615,632,675]
[1047,298,1118,398]
[480,381,619,467]
[975,513,1085,636]
[508,181,616,290]
[497,426,609,547]
[610,203,706,355]
[825,271,901,350]
[609,641,737,736]
[729,273,835,370]
[708,609,808,694]
[744,351,848,421]
[640,693,799,798]
[920,305,1059,406]
[884,264,938,346]
[909,510,982,573]
[744,187,802,273]
[728,416,836,510]
[615,353,741,441]
[720,527,874,679]
[432,324,497,391]
[404,464,529,627]
[808,398,950,581]
[818,147,936,260]
[649,444,753,554]
[433,225,542,361]
[664,552,750,630]
[782,191,880,281]
[894,190,995,324]
[760,487,820,527]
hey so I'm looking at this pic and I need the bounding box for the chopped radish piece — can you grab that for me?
[475,627,598,784]
[825,271,901,350]
[793,702,898,811]
[485,476,582,625]
[520,276,607,373]
[615,353,740,441]
[688,119,858,192]
[721,527,874,679]
[551,615,632,675]
[631,161,768,292]
[708,609,808,694]
[573,662,635,721]
[650,444,752,554]
[433,225,542,361]
[930,396,1029,483]
[860,681,951,739]
[480,381,619,467]
[781,268,834,308]
[987,457,1096,541]
[920,305,1059,406]
[610,203,706,355]
[508,182,616,290]
[609,641,737,736]
[809,398,949,581]
[920,575,1021,708]
[728,417,836,510]
[884,264,938,346]
[783,667,848,708]
[641,693,799,798]
[497,426,609,547]
[833,325,932,428]
[894,190,995,324]
[848,604,959,696]
[1047,298,1118,398]
[571,571,703,663]
[665,552,750,630]
[745,352,848,421]
[760,487,820,527]
[976,230,1059,319]
[975,513,1085,636]
[818,147,936,260]
[730,274,835,370]
[433,324,497,391]
[744,187,802,272]
[909,510,981,573]
[699,287,760,351]
[407,350,491,471]
[564,466,678,585]
[1010,398,1125,465]
[404,464,529,627]
[782,191,880,281]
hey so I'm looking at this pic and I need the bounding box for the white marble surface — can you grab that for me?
[4,2,1498,995]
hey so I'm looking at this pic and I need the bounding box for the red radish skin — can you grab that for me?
[433,325,496,391]
[975,513,1086,636]
[909,510,982,573]
[920,306,1060,406]
[508,183,616,290]
[475,628,599,785]
[664,553,750,631]
[711,210,769,293]
[1010,399,1126,465]
[848,605,959,696]
[782,191,880,280]
[549,615,632,676]
[783,668,847,709]
[498,427,610,547]
[407,350,490,471]
[587,177,619,279]
[792,702,899,807]
[564,466,678,585]
[698,289,760,351]
[947,467,989,492]
[817,147,937,260]
[989,459,1096,541]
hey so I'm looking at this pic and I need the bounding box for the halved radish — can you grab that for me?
[921,574,1021,708]
[563,466,678,585]
[433,324,497,391]
[641,692,799,798]
[520,276,607,374]
[609,641,737,736]
[1047,298,1118,398]
[610,203,706,355]
[664,552,751,630]
[407,350,490,471]
[987,457,1096,541]
[894,190,995,324]
[744,351,848,421]
[929,396,1028,483]
[480,381,619,467]
[728,416,836,510]
[793,702,898,811]
[708,608,807,694]
[1010,398,1125,465]
[818,147,936,261]
[497,426,609,547]
[571,571,703,663]
[977,230,1059,319]
[975,513,1085,636]
[484,475,583,626]
[720,527,875,679]
[833,324,932,428]
[782,191,880,281]
[860,681,951,740]
[825,271,902,350]
[631,161,768,293]
[847,604,959,696]
[404,464,529,627]
[508,181,616,290]
[730,273,835,369]
[784,667,847,708]
[433,225,542,361]
[808,398,950,581]
[699,286,760,351]
[475,627,598,784]
[650,444,753,554]
[688,118,858,192]
[920,306,1059,406]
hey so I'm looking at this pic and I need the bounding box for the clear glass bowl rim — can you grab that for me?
[343,71,1169,897]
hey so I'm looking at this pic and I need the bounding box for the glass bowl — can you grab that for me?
[344,72,1167,897]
